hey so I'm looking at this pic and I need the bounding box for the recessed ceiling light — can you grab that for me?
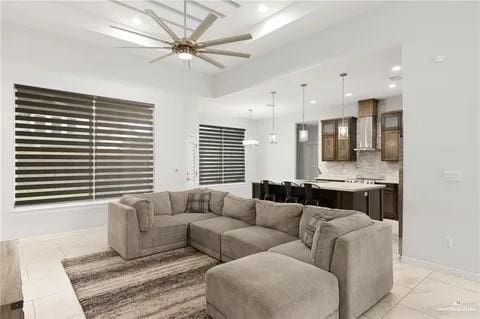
[310,100,317,104]
[345,92,353,97]
[132,17,142,26]
[435,55,446,63]
[391,65,402,72]
[257,4,268,13]
[388,83,397,89]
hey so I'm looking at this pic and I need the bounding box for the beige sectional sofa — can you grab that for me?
[108,188,393,319]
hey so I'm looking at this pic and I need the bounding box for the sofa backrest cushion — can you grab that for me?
[255,200,303,237]
[207,189,229,215]
[169,188,205,214]
[311,213,373,271]
[139,192,172,216]
[300,206,357,248]
[119,195,154,232]
[222,194,256,224]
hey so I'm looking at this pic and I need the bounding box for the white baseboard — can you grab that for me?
[401,255,480,282]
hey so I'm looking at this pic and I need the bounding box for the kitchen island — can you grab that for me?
[252,180,385,220]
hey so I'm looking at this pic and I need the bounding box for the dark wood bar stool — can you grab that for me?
[281,181,300,203]
[261,180,277,202]
[301,183,321,206]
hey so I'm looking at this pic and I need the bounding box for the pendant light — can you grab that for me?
[299,83,308,142]
[338,73,349,139]
[268,91,278,144]
[242,109,260,146]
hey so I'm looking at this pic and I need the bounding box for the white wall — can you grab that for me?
[0,22,212,239]
[230,3,479,275]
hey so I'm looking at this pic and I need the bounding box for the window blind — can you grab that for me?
[199,124,245,185]
[14,84,154,206]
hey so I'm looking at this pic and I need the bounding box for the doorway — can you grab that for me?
[295,121,319,180]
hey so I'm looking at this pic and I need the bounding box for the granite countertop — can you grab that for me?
[315,175,399,185]
[293,180,386,192]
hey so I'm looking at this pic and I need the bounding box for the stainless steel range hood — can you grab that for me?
[354,99,379,152]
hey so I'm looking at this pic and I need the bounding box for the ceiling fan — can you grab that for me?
[113,0,252,69]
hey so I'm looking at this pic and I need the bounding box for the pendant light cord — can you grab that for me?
[271,91,276,132]
[184,0,187,39]
[341,73,347,126]
[301,84,306,130]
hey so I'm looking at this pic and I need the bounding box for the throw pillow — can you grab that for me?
[255,200,303,236]
[222,194,256,224]
[169,188,205,214]
[300,206,357,248]
[185,191,211,213]
[119,195,154,232]
[311,213,373,271]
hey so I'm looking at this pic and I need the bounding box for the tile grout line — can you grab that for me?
[425,271,480,294]
[380,271,434,319]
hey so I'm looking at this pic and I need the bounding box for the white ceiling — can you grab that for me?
[1,0,384,74]
[201,46,402,118]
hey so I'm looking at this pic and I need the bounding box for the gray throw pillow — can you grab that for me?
[311,213,373,271]
[119,195,154,232]
[222,194,256,224]
[169,188,205,214]
[139,192,172,215]
[207,189,228,215]
[185,191,211,213]
[255,200,303,236]
[300,206,357,248]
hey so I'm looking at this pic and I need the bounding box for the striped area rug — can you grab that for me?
[62,247,219,319]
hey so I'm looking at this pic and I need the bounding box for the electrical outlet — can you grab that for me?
[443,170,462,182]
[443,236,453,248]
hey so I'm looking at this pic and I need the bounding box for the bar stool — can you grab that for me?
[261,180,277,202]
[281,181,300,203]
[301,183,321,206]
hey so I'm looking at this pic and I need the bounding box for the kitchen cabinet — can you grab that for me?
[382,184,398,220]
[381,111,402,161]
[321,117,357,161]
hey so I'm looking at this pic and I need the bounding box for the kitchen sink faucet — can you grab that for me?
[308,166,322,181]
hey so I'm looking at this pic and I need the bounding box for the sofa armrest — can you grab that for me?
[330,221,393,319]
[108,202,140,259]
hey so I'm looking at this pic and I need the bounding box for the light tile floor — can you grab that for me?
[18,221,479,319]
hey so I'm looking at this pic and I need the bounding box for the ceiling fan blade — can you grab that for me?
[189,13,217,42]
[150,52,175,63]
[197,33,252,48]
[195,54,225,69]
[145,9,179,41]
[117,46,171,49]
[110,25,171,45]
[198,49,250,58]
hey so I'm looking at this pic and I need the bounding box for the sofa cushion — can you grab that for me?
[221,226,297,261]
[139,192,172,216]
[119,195,154,232]
[138,215,187,250]
[255,200,303,237]
[268,240,313,265]
[206,252,339,319]
[312,213,373,271]
[186,191,211,213]
[222,194,256,224]
[169,188,204,214]
[207,189,228,215]
[190,217,251,259]
[299,206,357,238]
[172,212,218,225]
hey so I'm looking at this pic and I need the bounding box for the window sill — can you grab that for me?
[12,197,120,214]
[201,182,247,188]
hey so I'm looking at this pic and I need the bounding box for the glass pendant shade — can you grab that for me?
[299,129,308,142]
[269,132,278,144]
[338,122,349,139]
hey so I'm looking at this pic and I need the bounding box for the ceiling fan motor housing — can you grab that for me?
[173,40,198,55]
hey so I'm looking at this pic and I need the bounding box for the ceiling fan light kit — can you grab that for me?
[114,0,252,69]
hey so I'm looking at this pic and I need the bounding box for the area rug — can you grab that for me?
[61,247,219,319]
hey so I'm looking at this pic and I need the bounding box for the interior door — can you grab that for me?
[186,135,198,189]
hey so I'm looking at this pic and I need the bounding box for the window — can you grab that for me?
[14,84,154,206]
[199,124,245,185]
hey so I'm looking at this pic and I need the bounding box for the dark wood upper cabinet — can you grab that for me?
[321,117,357,161]
[381,111,402,161]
